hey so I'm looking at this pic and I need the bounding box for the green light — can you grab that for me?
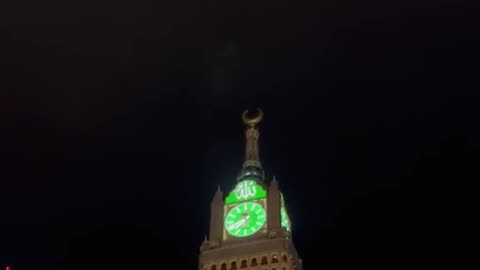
[225,201,266,237]
[281,193,291,231]
[225,180,266,205]
[281,207,290,231]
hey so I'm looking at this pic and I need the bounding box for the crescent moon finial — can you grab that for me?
[242,108,263,127]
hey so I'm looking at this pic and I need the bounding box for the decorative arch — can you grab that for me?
[282,254,288,263]
[211,265,217,270]
[261,256,268,265]
[241,260,248,268]
[251,258,258,267]
[230,261,237,270]
[221,263,227,270]
[271,254,279,264]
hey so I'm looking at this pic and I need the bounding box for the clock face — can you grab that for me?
[225,201,266,237]
[281,206,291,231]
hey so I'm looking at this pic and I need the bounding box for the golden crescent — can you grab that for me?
[242,108,264,126]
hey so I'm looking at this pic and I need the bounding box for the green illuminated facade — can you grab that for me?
[199,109,303,270]
[225,180,267,205]
[281,193,291,232]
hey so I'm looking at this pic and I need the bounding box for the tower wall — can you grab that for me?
[267,180,281,235]
[209,189,224,244]
[200,238,302,270]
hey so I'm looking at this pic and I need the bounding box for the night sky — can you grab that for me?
[1,0,479,269]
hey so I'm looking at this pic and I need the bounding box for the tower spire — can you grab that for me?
[239,108,265,181]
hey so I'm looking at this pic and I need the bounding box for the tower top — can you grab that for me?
[242,108,264,128]
[239,108,265,181]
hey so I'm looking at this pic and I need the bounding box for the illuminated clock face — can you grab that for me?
[281,207,291,231]
[225,202,266,237]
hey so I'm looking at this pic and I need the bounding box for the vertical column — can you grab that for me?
[267,178,281,235]
[243,127,261,169]
[241,109,264,170]
[209,188,224,244]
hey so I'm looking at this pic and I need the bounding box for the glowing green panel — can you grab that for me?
[281,193,291,231]
[281,207,291,231]
[225,180,266,205]
[225,202,266,237]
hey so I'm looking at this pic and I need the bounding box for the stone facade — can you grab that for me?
[200,236,303,270]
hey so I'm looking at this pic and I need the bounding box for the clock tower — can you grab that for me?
[199,109,304,270]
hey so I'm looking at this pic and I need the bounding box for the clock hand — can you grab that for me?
[235,216,251,230]
[228,219,243,231]
[236,218,248,228]
[229,217,248,230]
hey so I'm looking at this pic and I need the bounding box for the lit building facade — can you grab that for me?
[199,109,303,270]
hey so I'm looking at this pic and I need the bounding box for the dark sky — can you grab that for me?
[1,0,479,269]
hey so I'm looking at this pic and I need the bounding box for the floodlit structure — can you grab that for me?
[199,109,303,270]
